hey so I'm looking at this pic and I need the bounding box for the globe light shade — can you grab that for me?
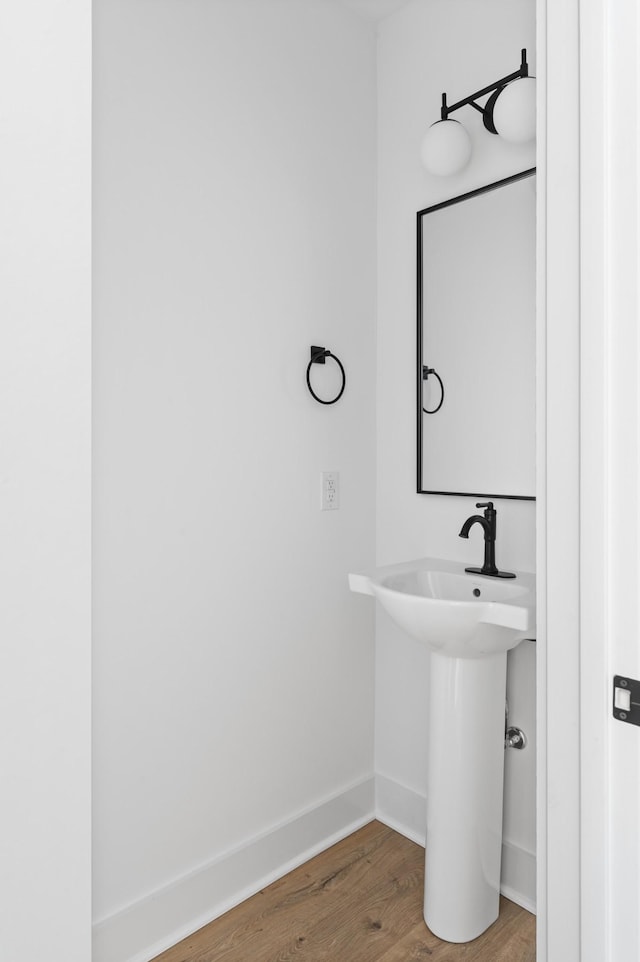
[492,77,536,144]
[420,119,472,177]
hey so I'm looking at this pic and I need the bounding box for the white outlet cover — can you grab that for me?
[321,471,339,510]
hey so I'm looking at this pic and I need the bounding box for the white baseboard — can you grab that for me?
[92,776,375,962]
[374,772,536,914]
[93,770,534,962]
[499,839,537,914]
[375,771,426,845]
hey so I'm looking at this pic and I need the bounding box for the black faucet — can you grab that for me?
[458,502,516,579]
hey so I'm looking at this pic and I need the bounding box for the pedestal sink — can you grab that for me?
[349,557,535,943]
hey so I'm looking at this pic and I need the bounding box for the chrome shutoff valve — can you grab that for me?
[505,726,527,749]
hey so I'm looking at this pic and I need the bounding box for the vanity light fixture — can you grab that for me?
[420,49,536,177]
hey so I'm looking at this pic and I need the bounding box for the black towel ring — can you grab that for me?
[307,346,346,405]
[422,366,444,414]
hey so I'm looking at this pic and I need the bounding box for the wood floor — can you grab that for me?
[152,820,535,962]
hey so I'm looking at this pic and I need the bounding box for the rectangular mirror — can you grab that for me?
[417,168,536,500]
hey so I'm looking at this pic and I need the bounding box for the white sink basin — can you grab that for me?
[349,557,535,658]
[349,556,536,942]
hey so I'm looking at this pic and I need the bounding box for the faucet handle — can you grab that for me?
[476,501,494,511]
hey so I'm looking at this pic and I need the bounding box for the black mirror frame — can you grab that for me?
[416,167,537,501]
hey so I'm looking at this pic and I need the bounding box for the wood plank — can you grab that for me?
[152,821,535,962]
[376,897,535,962]
[154,822,397,962]
[273,830,424,962]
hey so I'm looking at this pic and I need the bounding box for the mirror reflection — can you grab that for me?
[417,169,536,500]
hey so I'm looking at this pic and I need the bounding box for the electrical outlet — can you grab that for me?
[321,471,339,510]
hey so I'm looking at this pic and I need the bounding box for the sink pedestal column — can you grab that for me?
[424,650,507,943]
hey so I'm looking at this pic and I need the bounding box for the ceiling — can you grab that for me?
[335,0,412,21]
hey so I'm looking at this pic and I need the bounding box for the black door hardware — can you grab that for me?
[613,675,640,726]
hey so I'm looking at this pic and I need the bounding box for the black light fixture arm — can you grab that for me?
[440,49,529,132]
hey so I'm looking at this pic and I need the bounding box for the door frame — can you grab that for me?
[536,0,582,956]
[539,0,638,959]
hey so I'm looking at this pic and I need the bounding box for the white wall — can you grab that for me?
[0,3,92,960]
[376,0,537,899]
[92,0,376,955]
